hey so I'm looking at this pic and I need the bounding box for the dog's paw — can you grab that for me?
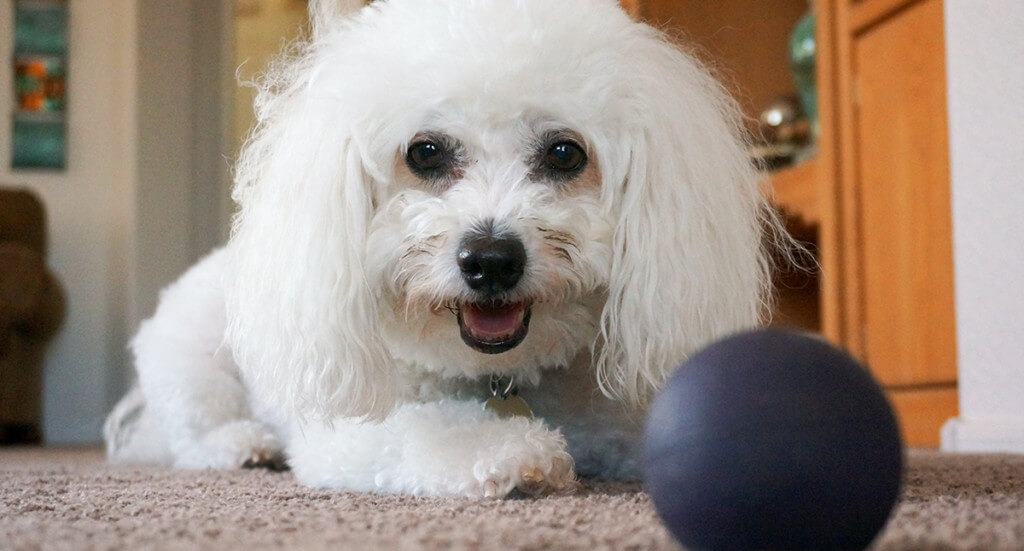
[471,425,578,499]
[174,419,285,470]
[482,455,578,498]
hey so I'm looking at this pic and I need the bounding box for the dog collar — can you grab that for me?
[484,374,533,419]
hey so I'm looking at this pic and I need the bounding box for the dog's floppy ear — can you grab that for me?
[226,30,394,422]
[595,29,778,405]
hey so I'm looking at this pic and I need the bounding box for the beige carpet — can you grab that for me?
[1,448,1023,550]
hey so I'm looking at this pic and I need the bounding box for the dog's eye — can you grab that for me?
[544,142,587,174]
[406,141,447,175]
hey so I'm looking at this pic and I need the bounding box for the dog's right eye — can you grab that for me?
[406,141,447,176]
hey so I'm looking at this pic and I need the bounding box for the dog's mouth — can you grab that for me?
[456,301,531,354]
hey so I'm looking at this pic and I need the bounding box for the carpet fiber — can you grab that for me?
[2,448,1023,550]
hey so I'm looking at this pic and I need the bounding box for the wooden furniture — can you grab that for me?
[0,187,65,445]
[625,0,957,446]
[828,0,957,447]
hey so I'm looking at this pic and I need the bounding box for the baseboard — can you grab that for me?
[941,417,1024,454]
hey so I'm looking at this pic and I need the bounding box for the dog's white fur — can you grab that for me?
[105,0,780,497]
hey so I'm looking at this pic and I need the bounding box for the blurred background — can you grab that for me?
[0,0,1020,453]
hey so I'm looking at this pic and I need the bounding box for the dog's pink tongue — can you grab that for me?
[463,303,525,340]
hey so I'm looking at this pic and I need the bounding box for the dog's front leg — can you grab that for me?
[287,400,576,497]
[106,249,284,470]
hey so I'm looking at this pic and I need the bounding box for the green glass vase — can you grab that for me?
[789,10,818,140]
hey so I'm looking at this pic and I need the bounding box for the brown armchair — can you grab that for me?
[0,187,65,444]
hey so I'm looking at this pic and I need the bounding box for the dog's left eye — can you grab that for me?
[544,142,587,174]
[406,141,448,176]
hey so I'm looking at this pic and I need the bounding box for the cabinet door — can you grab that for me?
[853,0,957,388]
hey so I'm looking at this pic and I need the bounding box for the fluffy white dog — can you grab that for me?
[105,0,780,498]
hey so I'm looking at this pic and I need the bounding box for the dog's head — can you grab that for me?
[226,0,776,421]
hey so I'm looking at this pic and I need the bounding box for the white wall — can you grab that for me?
[941,1,1024,453]
[1,1,139,443]
[134,0,233,322]
[0,1,231,444]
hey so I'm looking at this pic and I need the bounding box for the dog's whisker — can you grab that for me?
[400,248,424,261]
[544,235,579,248]
[549,246,573,263]
[537,226,581,252]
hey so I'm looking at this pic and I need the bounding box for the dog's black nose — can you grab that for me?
[457,233,526,294]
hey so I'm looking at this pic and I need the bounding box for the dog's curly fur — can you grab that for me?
[105,0,782,497]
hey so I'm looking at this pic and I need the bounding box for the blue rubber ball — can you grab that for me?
[642,329,903,550]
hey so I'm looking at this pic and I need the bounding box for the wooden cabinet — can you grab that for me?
[627,0,958,446]
[829,0,957,446]
[852,0,957,387]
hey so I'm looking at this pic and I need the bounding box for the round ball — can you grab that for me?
[642,329,903,550]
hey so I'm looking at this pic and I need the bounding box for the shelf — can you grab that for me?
[762,158,819,226]
[765,159,822,335]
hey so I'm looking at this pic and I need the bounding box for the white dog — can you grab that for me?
[105,0,781,498]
